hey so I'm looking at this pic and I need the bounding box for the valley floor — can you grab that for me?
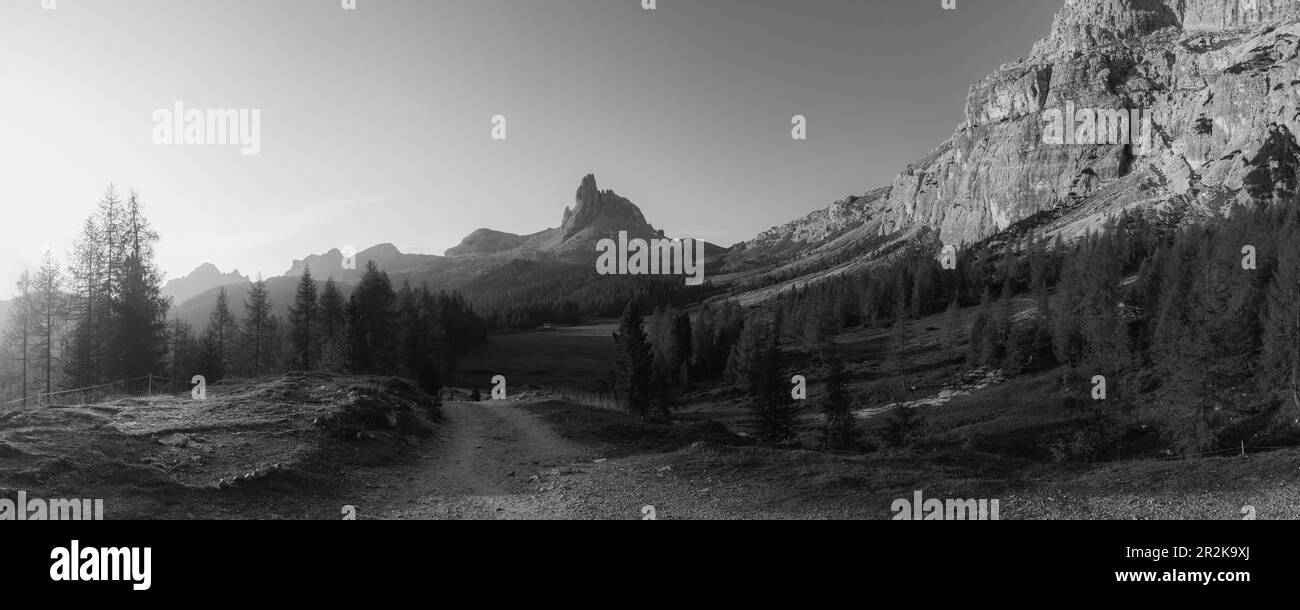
[4,376,1295,520]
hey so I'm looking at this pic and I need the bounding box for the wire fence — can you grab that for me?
[0,373,189,411]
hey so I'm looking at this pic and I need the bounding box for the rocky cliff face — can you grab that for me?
[559,174,658,243]
[725,187,891,271]
[445,174,666,261]
[867,0,1300,247]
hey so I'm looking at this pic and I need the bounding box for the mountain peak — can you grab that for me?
[445,229,527,257]
[360,243,403,259]
[559,174,654,242]
[1031,0,1300,58]
[163,263,249,304]
[284,243,438,277]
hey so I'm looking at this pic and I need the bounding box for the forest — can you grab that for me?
[9,181,1300,464]
[611,196,1300,459]
[0,186,487,407]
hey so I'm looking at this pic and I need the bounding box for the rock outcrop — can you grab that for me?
[725,187,891,271]
[559,174,659,244]
[863,0,1300,247]
[445,174,667,261]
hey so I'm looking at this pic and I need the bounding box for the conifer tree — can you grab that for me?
[612,301,654,419]
[344,262,397,374]
[108,191,168,380]
[200,288,236,381]
[241,276,274,376]
[2,274,35,407]
[288,266,319,370]
[32,250,64,401]
[820,347,857,450]
[748,320,797,443]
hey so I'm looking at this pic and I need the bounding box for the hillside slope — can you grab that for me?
[720,0,1300,304]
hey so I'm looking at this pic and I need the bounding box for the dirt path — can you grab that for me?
[341,400,590,520]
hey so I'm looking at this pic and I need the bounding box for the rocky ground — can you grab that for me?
[2,374,1297,520]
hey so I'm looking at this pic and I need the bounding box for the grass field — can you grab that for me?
[449,302,1300,519]
[456,322,618,392]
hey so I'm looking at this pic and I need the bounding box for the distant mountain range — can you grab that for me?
[446,174,666,260]
[170,174,725,328]
[169,0,1300,327]
[162,263,249,304]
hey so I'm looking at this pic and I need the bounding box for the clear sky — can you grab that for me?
[0,0,1063,298]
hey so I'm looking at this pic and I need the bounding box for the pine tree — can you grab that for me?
[2,274,35,407]
[692,305,716,378]
[395,282,443,394]
[240,277,274,377]
[318,277,347,371]
[31,250,64,402]
[108,191,168,381]
[887,288,909,391]
[1051,255,1086,367]
[749,321,797,443]
[288,266,319,370]
[200,288,236,381]
[63,217,102,388]
[1028,231,1051,320]
[968,289,995,367]
[264,314,285,373]
[169,315,198,383]
[991,283,1013,364]
[63,188,122,387]
[344,262,397,374]
[613,302,654,419]
[671,311,693,384]
[820,347,857,450]
[725,316,763,391]
[942,297,962,359]
[1263,225,1300,405]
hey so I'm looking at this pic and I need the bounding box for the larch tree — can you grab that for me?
[241,276,274,376]
[32,249,65,403]
[288,266,319,370]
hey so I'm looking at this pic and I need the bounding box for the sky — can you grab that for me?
[0,0,1063,298]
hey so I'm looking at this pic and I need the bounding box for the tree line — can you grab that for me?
[1,186,486,406]
[761,199,1300,457]
[611,193,1300,458]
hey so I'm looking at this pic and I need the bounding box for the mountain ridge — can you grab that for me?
[720,0,1300,303]
[162,263,249,304]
